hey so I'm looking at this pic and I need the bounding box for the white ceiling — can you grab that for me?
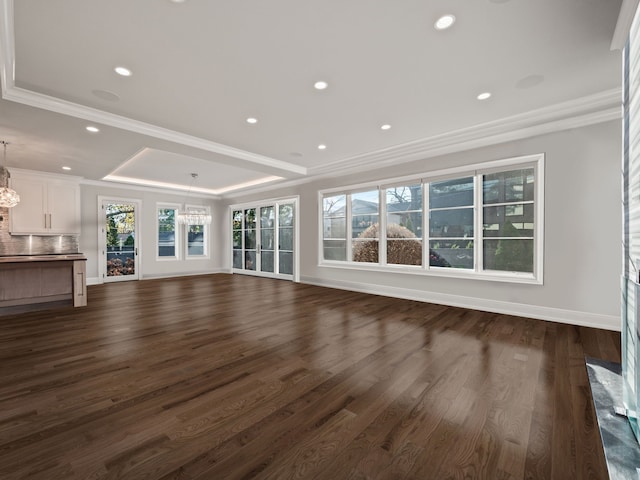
[0,0,624,197]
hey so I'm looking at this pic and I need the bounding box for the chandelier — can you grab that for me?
[177,173,212,225]
[0,141,20,208]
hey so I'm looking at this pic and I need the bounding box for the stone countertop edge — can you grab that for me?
[0,254,87,263]
[586,356,640,480]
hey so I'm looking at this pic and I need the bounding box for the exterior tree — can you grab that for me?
[107,216,119,247]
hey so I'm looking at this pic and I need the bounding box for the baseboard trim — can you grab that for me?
[87,269,228,286]
[141,269,226,280]
[300,276,621,331]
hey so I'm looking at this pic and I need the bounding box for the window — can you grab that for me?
[352,190,379,263]
[482,169,535,273]
[157,206,178,259]
[386,184,423,266]
[157,204,210,260]
[322,194,347,261]
[429,177,474,269]
[185,205,210,258]
[319,154,544,283]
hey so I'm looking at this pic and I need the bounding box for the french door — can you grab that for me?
[100,198,141,282]
[232,199,297,280]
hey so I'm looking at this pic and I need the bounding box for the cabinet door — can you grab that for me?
[48,181,80,234]
[8,177,47,234]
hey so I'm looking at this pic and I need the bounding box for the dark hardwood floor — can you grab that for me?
[0,274,621,479]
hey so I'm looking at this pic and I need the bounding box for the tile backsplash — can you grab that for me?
[0,207,79,255]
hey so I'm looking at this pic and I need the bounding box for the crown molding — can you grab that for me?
[0,1,305,177]
[611,0,640,50]
[80,178,222,200]
[8,166,83,182]
[0,0,623,199]
[220,176,314,200]
[309,89,622,178]
[2,85,307,175]
[221,98,620,198]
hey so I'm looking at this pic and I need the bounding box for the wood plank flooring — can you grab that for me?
[0,274,621,479]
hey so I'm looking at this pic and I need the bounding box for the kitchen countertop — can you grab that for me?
[0,254,86,263]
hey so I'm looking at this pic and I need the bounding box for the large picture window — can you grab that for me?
[319,154,544,283]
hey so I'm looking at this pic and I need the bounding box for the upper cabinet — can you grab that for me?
[8,169,81,235]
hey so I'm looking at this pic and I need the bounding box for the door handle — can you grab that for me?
[257,244,261,254]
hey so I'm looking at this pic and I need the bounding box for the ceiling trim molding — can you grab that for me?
[227,107,620,200]
[221,176,314,201]
[0,0,623,197]
[80,178,222,200]
[309,89,622,178]
[2,86,308,175]
[0,0,306,176]
[611,0,640,50]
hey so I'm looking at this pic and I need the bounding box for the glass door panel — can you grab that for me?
[278,203,294,275]
[231,200,296,280]
[232,210,243,269]
[244,208,256,270]
[260,206,275,273]
[103,201,139,282]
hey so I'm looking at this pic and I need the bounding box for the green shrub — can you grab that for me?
[353,223,422,265]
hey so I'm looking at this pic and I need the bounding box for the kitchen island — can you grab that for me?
[0,254,87,309]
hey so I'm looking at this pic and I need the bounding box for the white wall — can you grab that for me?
[80,183,222,282]
[225,120,622,330]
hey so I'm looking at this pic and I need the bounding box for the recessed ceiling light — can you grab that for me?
[314,81,328,90]
[62,166,71,171]
[169,0,187,3]
[114,66,132,77]
[246,117,258,124]
[318,144,327,150]
[381,124,391,130]
[86,126,100,133]
[435,14,456,30]
[477,92,492,100]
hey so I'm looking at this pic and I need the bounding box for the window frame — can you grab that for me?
[184,204,211,260]
[156,203,180,261]
[318,154,544,284]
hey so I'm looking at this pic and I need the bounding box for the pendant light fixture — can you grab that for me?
[177,173,211,225]
[0,141,20,208]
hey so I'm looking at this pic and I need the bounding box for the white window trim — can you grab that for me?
[318,153,545,284]
[184,204,211,260]
[157,203,180,261]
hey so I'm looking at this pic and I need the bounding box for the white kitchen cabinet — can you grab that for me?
[8,169,81,235]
